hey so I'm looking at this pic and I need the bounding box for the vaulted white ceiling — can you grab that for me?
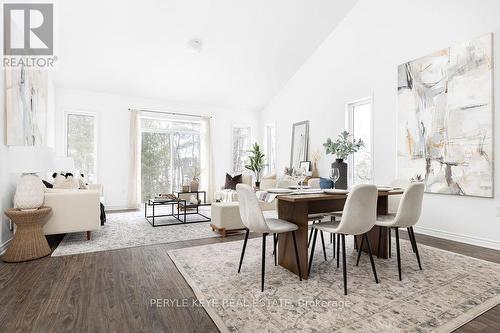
[52,0,357,111]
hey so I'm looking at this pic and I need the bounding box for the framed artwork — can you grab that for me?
[397,33,493,197]
[290,121,309,170]
[299,160,311,171]
[5,66,48,146]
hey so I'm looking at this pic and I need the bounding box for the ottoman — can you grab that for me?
[210,202,245,237]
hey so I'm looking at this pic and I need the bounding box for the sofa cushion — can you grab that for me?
[224,173,242,190]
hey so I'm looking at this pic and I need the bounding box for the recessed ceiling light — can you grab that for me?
[188,38,203,52]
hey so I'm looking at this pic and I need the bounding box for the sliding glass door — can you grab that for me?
[141,117,201,202]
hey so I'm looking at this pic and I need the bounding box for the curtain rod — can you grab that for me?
[128,107,212,119]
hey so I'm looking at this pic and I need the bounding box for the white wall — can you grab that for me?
[0,70,16,251]
[55,88,259,209]
[260,0,500,249]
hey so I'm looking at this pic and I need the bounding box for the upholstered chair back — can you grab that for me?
[393,182,425,228]
[337,184,378,235]
[236,184,269,233]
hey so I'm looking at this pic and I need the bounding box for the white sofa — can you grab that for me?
[42,186,101,240]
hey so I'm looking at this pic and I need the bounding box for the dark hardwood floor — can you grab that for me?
[0,226,499,332]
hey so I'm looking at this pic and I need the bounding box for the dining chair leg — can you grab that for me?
[410,227,422,270]
[273,233,278,266]
[377,226,382,259]
[388,227,392,258]
[336,234,340,268]
[308,229,319,276]
[356,234,365,266]
[407,228,416,253]
[330,233,333,244]
[364,233,379,283]
[307,221,315,247]
[354,235,358,250]
[320,231,327,261]
[332,233,336,259]
[237,228,249,273]
[342,234,347,295]
[395,228,402,281]
[291,231,302,281]
[261,233,268,292]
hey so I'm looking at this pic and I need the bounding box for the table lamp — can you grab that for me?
[9,146,54,210]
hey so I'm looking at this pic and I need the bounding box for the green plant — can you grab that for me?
[245,143,267,182]
[323,131,364,160]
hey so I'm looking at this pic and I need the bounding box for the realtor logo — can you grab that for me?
[3,3,53,56]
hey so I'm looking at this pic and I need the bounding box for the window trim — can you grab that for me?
[231,123,253,173]
[264,122,276,174]
[64,109,100,182]
[345,96,374,186]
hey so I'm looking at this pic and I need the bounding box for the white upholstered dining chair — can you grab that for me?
[375,182,424,281]
[309,184,379,295]
[236,184,302,292]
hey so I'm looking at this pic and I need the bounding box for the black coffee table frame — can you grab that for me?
[144,198,189,227]
[175,191,211,223]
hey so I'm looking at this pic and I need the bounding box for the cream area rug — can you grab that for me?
[168,236,500,332]
[52,208,217,256]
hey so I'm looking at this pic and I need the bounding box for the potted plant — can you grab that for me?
[323,131,364,189]
[245,143,267,189]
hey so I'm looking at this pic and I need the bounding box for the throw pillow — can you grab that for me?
[54,174,79,189]
[319,177,333,189]
[224,173,242,190]
[42,180,53,188]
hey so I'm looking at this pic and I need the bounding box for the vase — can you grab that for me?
[311,162,319,177]
[190,178,199,192]
[14,174,45,210]
[254,181,261,190]
[331,158,348,189]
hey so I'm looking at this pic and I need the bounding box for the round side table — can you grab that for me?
[3,207,52,262]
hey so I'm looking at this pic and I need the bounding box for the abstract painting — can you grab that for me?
[397,34,493,197]
[5,66,48,146]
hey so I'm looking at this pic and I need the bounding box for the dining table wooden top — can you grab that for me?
[276,189,404,202]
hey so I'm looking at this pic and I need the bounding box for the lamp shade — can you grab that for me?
[54,156,75,172]
[8,146,54,174]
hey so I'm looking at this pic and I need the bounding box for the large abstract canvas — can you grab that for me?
[5,66,48,146]
[397,34,493,197]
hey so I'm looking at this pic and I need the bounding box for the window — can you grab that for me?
[264,124,276,174]
[232,124,252,173]
[141,117,201,202]
[346,98,373,185]
[66,112,98,182]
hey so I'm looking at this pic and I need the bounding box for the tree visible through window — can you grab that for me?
[232,125,252,173]
[141,118,201,202]
[66,113,97,182]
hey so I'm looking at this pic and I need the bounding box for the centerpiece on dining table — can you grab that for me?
[323,131,364,189]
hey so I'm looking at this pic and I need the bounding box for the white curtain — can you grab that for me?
[200,116,214,203]
[127,110,141,208]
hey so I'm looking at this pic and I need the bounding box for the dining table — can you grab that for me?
[276,189,404,279]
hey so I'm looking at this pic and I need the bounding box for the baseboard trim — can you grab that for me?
[413,226,500,251]
[0,238,12,256]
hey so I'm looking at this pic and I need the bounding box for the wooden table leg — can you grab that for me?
[277,200,309,279]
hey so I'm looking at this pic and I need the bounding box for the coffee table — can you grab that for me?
[175,191,211,223]
[144,197,187,227]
